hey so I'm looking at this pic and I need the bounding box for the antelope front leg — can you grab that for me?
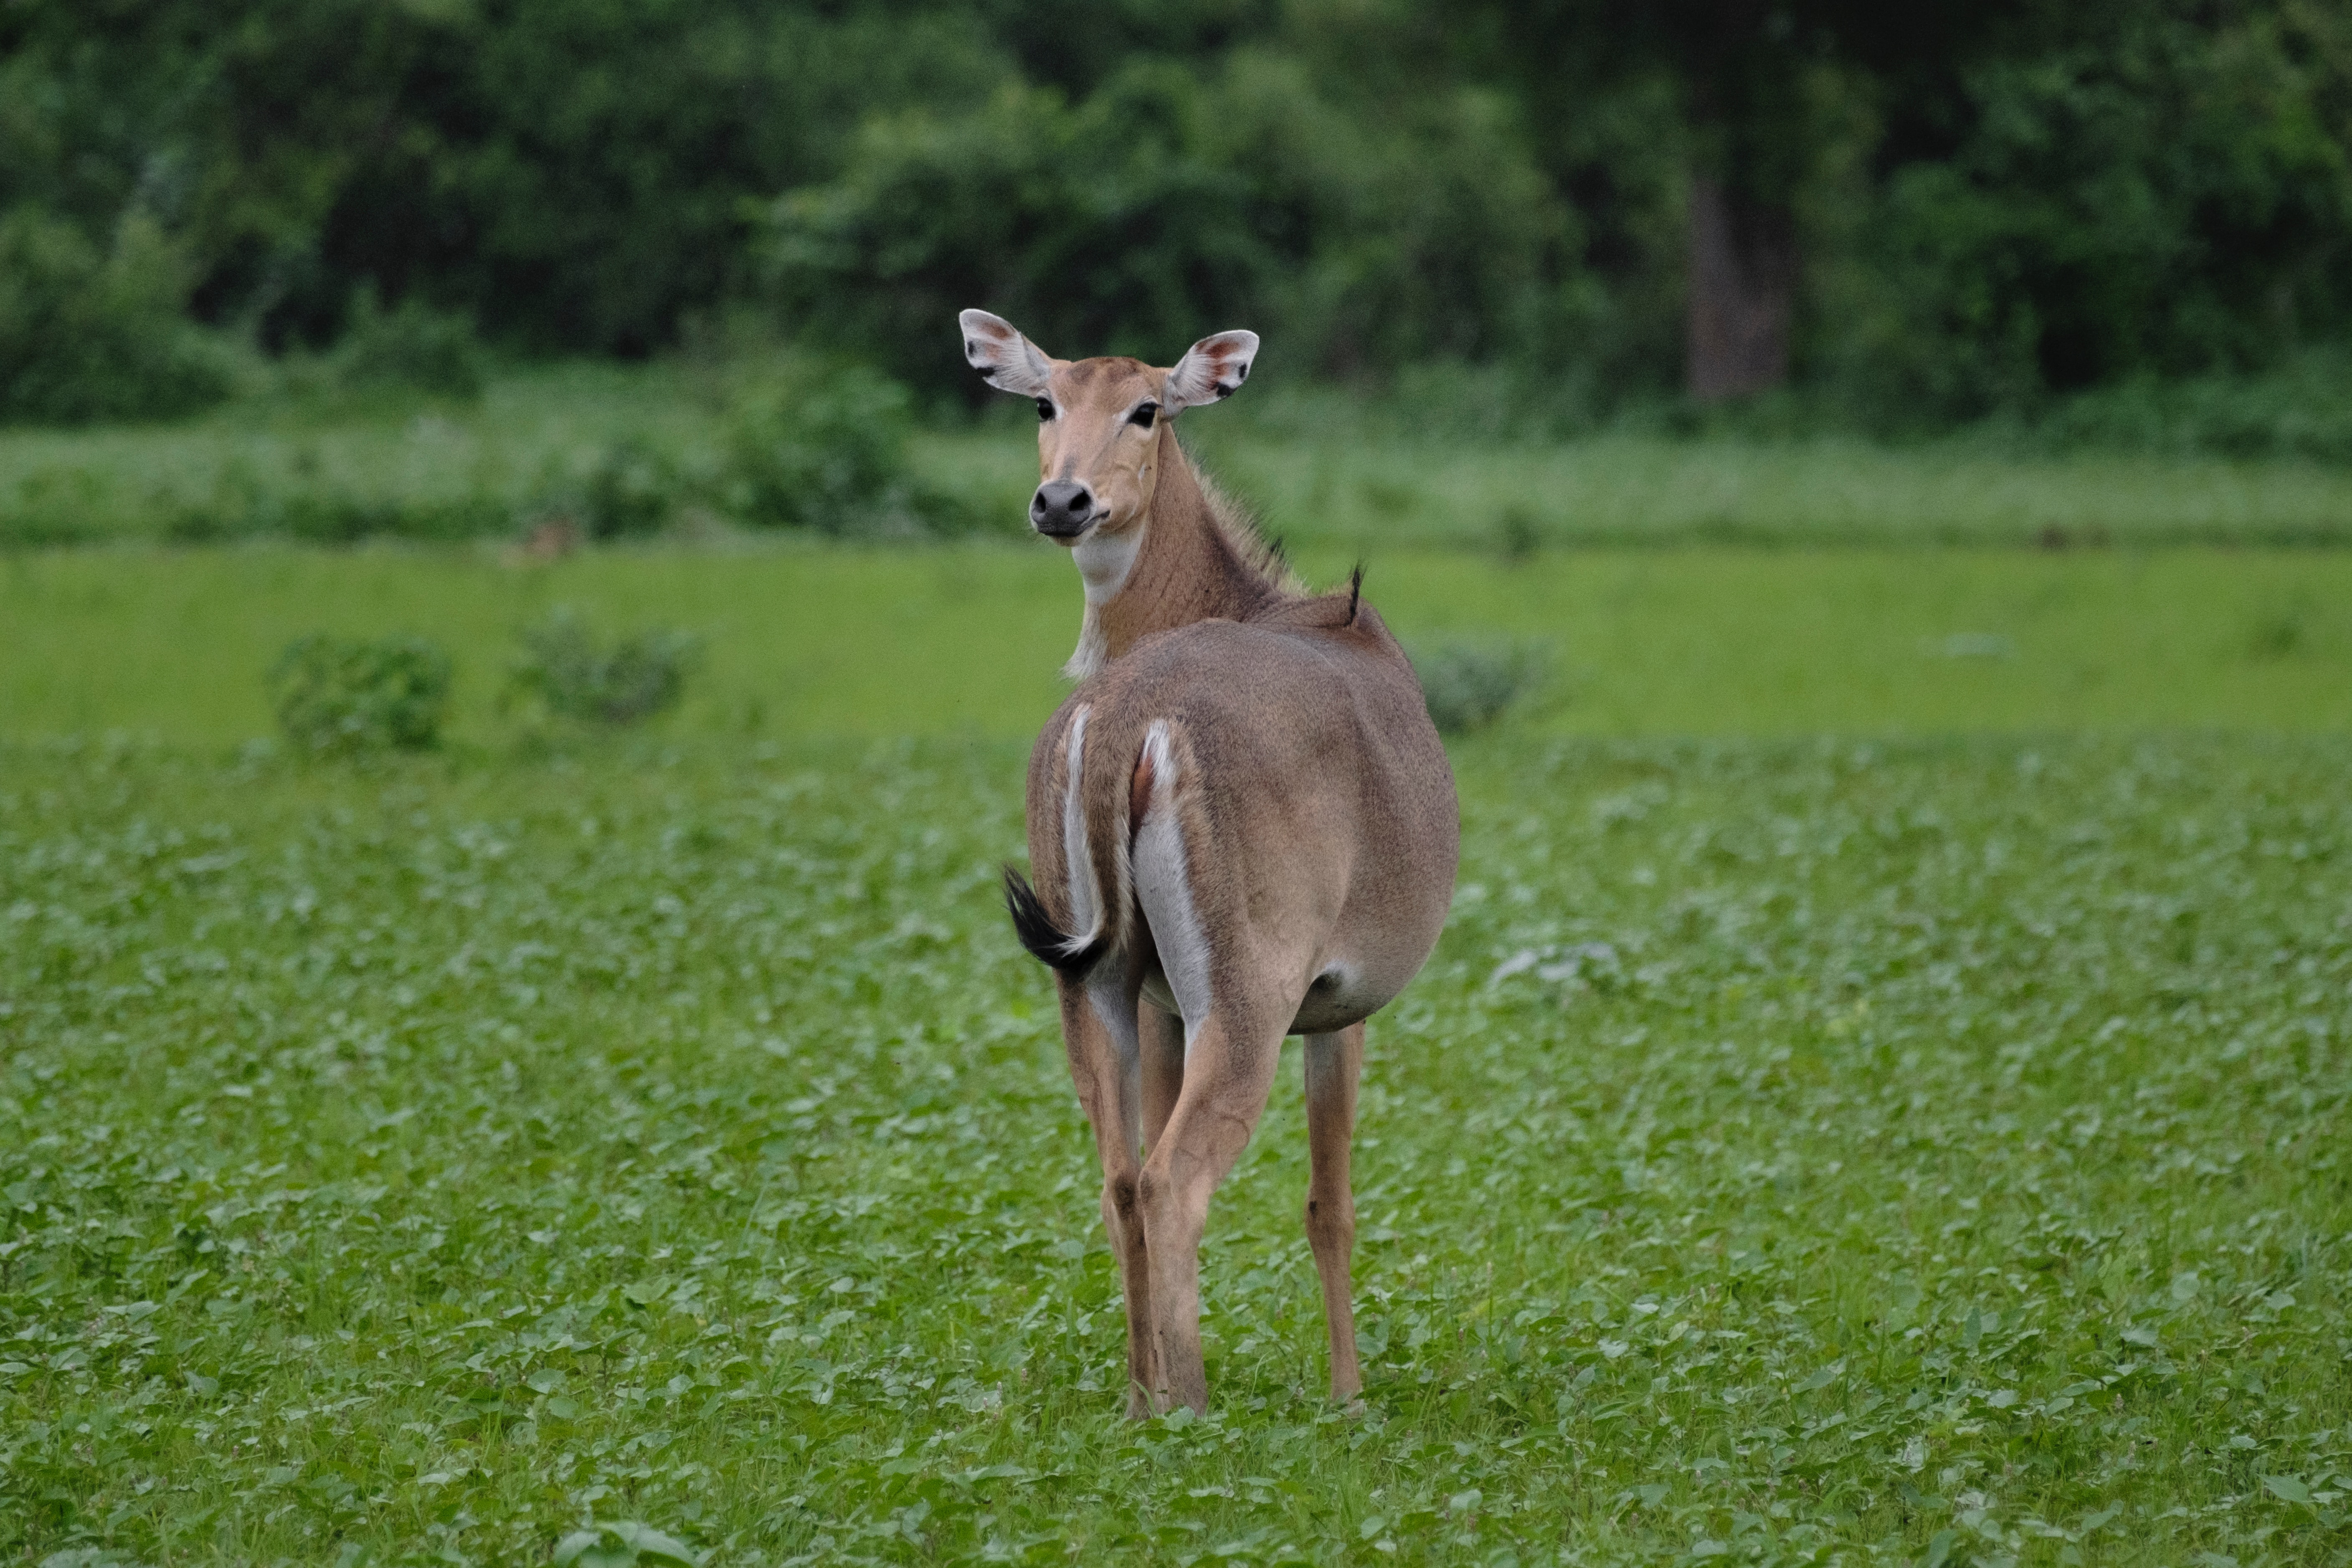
[1059,977,1157,1416]
[1137,1012,1282,1413]
[1303,1023,1365,1402]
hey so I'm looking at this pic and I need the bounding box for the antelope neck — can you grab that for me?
[1067,430,1274,680]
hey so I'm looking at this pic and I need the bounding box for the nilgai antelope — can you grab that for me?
[958,309,1460,1414]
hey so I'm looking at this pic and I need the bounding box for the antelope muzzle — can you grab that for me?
[1030,480,1097,540]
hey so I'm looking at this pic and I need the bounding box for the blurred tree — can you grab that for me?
[307,1,1012,354]
[1841,0,2352,415]
[0,0,2347,422]
[0,0,1011,354]
[764,51,1573,393]
[0,0,437,341]
[1462,1,2031,402]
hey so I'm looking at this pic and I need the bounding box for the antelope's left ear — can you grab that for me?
[958,309,1059,396]
[1164,330,1259,410]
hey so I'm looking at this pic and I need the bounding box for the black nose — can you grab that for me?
[1031,481,1095,537]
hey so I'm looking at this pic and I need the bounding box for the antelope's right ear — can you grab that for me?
[958,309,1058,397]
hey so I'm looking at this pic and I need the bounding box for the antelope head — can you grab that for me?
[957,309,1257,544]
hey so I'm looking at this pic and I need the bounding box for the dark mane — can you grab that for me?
[1187,446,1304,596]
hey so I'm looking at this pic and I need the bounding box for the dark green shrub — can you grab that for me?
[721,360,960,534]
[335,287,486,400]
[0,209,234,425]
[166,463,510,545]
[2030,351,2352,463]
[578,438,678,540]
[722,360,909,531]
[268,635,453,755]
[508,610,696,727]
[762,58,1581,397]
[517,438,682,545]
[1409,639,1549,736]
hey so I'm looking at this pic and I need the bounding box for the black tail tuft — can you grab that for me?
[1346,562,1364,625]
[1004,864,1109,976]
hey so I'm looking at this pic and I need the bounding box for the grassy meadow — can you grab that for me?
[4,374,2352,1565]
[8,364,2352,552]
[4,728,2349,1566]
[5,545,2352,746]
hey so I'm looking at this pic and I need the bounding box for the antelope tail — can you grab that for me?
[1003,703,1143,978]
[1002,865,1110,975]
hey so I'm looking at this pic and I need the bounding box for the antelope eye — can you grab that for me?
[1129,401,1158,429]
[1035,399,1054,421]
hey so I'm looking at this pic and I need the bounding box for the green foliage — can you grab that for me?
[20,362,2352,555]
[0,209,233,426]
[518,436,687,545]
[0,732,2346,1562]
[1816,3,2352,420]
[553,1521,701,1568]
[2028,350,2352,462]
[265,633,452,755]
[6,0,2352,425]
[1408,638,1550,735]
[765,57,1578,393]
[576,438,679,541]
[0,0,1011,357]
[332,286,486,400]
[720,360,975,534]
[507,609,696,728]
[163,461,510,547]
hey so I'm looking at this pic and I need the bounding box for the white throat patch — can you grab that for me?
[1064,525,1144,681]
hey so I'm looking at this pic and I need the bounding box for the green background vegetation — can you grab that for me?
[6,0,2352,436]
[10,363,2352,555]
[6,544,2352,745]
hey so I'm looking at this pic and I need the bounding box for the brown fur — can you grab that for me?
[971,313,1460,1415]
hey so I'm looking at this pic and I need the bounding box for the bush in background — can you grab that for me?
[165,461,509,546]
[267,634,453,755]
[720,359,972,534]
[507,609,696,728]
[0,210,234,426]
[763,60,1587,398]
[578,438,678,540]
[2028,350,2352,464]
[333,288,486,400]
[1410,638,1549,736]
[518,438,682,546]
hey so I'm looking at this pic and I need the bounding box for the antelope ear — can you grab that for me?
[958,309,1058,396]
[1163,329,1259,410]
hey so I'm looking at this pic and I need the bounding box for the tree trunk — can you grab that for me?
[1684,172,1795,402]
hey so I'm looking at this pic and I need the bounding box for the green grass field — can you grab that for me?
[3,725,2348,1565]
[5,384,2352,1564]
[5,544,2351,746]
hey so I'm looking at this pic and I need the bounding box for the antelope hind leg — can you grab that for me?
[1136,1008,1284,1414]
[1057,973,1158,1416]
[1303,1023,1365,1402]
[1139,1001,1184,1157]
